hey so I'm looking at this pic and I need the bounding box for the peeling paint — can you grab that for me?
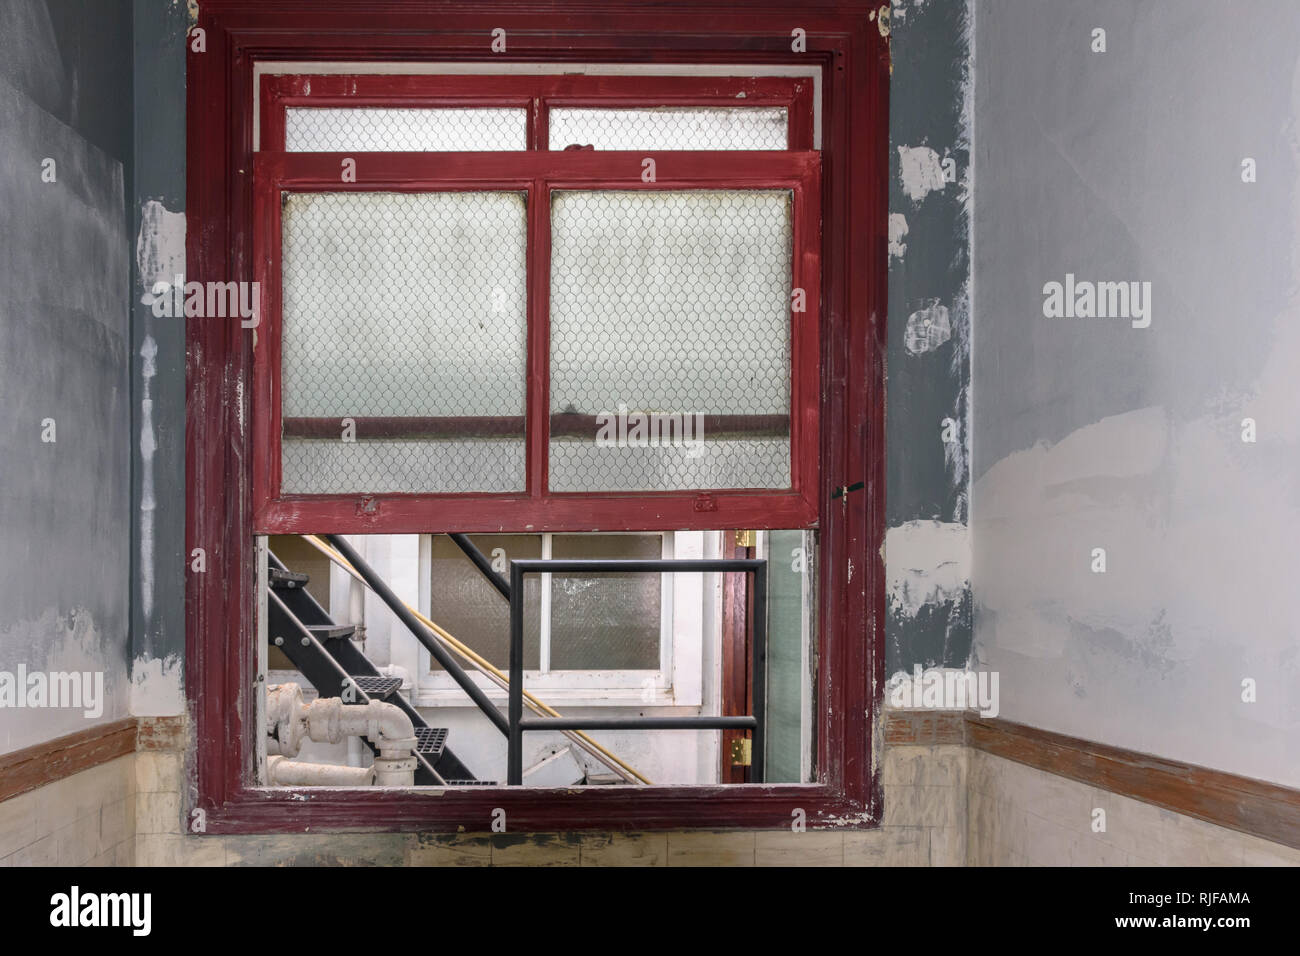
[139,336,158,623]
[135,199,186,303]
[885,520,970,618]
[897,144,947,202]
[904,300,951,354]
[130,654,184,717]
[888,212,909,258]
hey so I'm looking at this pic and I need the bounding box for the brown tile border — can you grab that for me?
[137,715,187,752]
[0,718,137,803]
[884,709,968,745]
[967,715,1300,851]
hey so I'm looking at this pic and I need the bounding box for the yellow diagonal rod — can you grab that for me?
[297,534,652,786]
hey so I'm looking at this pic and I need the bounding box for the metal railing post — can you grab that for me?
[751,560,767,784]
[507,561,526,786]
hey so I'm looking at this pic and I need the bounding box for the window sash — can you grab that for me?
[251,148,821,534]
[259,73,817,153]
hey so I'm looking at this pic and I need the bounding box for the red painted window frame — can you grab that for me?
[187,0,888,833]
[259,74,816,152]
[253,74,820,534]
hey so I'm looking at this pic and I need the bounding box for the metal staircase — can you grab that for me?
[266,550,485,785]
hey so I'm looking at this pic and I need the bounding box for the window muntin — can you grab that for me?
[254,73,819,533]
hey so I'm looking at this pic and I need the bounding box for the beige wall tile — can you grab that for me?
[0,790,42,858]
[667,830,756,866]
[54,814,101,866]
[407,832,492,867]
[42,758,133,831]
[490,833,582,866]
[136,833,226,867]
[6,833,57,867]
[225,833,408,866]
[579,832,668,866]
[755,830,844,866]
[100,798,130,849]
[884,746,967,788]
[973,751,1298,868]
[883,783,961,829]
[135,752,182,794]
[930,826,966,866]
[135,791,182,835]
[843,826,928,866]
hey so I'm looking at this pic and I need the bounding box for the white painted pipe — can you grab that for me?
[266,682,418,785]
[267,755,375,787]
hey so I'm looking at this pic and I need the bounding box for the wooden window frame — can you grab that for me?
[188,0,888,832]
[253,73,821,532]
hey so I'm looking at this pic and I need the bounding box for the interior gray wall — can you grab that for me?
[885,0,974,677]
[973,0,1300,786]
[0,0,133,751]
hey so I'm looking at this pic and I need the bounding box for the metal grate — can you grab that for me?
[414,727,449,755]
[548,189,793,492]
[548,107,788,151]
[348,675,403,699]
[285,107,528,152]
[280,190,528,494]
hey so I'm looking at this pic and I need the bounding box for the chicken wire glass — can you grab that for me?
[549,534,661,670]
[280,190,527,494]
[549,190,793,492]
[284,107,527,152]
[548,107,788,151]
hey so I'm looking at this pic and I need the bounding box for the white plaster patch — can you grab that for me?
[897,145,947,202]
[904,301,952,353]
[888,212,909,259]
[130,654,185,716]
[885,520,970,617]
[139,336,158,623]
[135,199,186,303]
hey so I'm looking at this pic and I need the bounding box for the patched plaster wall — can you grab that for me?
[972,0,1300,786]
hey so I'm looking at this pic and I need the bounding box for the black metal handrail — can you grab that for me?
[507,557,767,786]
[324,533,511,737]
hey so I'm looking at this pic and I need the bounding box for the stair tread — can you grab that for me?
[346,675,403,699]
[268,568,309,588]
[307,624,356,641]
[415,727,448,755]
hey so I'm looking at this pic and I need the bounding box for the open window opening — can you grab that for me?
[252,71,822,790]
[260,529,815,788]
